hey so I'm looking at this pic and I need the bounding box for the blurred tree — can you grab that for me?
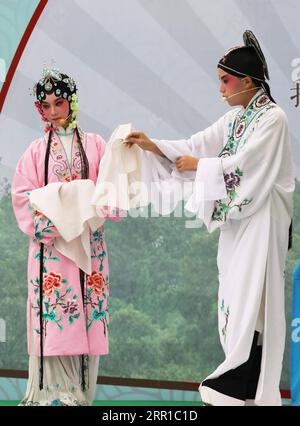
[0,181,298,388]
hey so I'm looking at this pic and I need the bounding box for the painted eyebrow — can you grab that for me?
[41,97,64,105]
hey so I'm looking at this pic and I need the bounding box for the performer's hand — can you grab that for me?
[124,131,163,156]
[124,131,154,151]
[176,156,199,172]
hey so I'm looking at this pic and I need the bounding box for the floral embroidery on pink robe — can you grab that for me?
[12,129,120,356]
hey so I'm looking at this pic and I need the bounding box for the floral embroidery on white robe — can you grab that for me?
[153,89,294,405]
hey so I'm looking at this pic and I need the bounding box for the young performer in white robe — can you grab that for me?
[124,31,295,406]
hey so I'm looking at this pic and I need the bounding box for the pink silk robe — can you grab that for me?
[12,129,118,356]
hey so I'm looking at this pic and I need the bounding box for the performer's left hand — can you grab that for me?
[175,156,199,172]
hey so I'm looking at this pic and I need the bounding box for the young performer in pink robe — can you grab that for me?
[11,67,120,406]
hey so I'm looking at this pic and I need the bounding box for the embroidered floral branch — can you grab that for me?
[212,167,253,222]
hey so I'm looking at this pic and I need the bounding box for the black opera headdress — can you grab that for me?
[33,67,77,103]
[218,30,269,82]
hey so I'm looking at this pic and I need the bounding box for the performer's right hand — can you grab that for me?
[124,131,155,151]
[124,131,164,156]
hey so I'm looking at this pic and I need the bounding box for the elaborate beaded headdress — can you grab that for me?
[33,66,79,131]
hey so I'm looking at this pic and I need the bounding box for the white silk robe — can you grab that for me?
[153,90,294,405]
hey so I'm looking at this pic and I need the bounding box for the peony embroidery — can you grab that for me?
[87,271,106,296]
[43,272,62,296]
[31,271,80,336]
[212,167,252,222]
[224,171,241,189]
[85,267,108,332]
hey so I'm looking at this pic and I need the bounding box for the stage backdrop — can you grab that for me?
[1,0,300,390]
